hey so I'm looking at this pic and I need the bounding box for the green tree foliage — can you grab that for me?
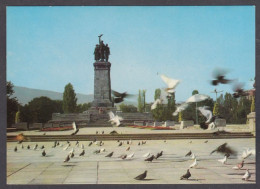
[251,96,255,112]
[143,90,146,112]
[20,97,64,123]
[192,90,199,95]
[154,88,161,100]
[76,103,92,113]
[213,102,219,116]
[119,103,138,113]
[15,110,20,123]
[63,83,77,113]
[138,90,146,113]
[7,81,19,127]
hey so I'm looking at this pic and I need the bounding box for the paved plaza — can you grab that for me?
[7,127,255,184]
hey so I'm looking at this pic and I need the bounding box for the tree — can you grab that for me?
[63,83,77,113]
[154,88,161,100]
[192,90,199,95]
[15,110,20,123]
[7,81,19,127]
[143,90,146,112]
[76,103,91,113]
[178,112,182,122]
[137,90,146,113]
[213,102,219,116]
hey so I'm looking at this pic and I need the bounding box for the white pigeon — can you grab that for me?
[129,139,132,145]
[247,149,255,156]
[197,106,213,123]
[218,155,227,164]
[63,144,70,151]
[160,74,180,94]
[173,102,189,116]
[189,158,198,168]
[127,152,135,159]
[71,122,79,135]
[191,153,196,160]
[242,169,251,181]
[69,148,74,154]
[143,152,150,158]
[81,144,85,149]
[186,94,210,103]
[108,111,123,127]
[151,99,163,110]
[100,148,106,152]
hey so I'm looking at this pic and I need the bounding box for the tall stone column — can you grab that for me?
[92,61,113,107]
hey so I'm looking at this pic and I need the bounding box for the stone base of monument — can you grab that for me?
[247,112,255,136]
[180,120,194,129]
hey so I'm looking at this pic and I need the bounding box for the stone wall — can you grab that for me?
[180,120,194,129]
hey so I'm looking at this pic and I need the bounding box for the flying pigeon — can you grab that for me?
[42,150,46,157]
[173,102,189,116]
[197,106,213,123]
[64,154,70,162]
[211,68,232,86]
[127,152,135,159]
[186,94,210,103]
[185,150,192,157]
[233,160,244,170]
[189,159,198,168]
[218,155,227,164]
[134,170,147,180]
[71,122,79,135]
[145,155,155,162]
[105,152,113,157]
[14,146,17,152]
[232,82,248,98]
[210,143,236,155]
[112,90,134,103]
[151,99,163,110]
[79,150,85,156]
[160,74,180,95]
[108,111,123,127]
[180,169,191,180]
[242,169,251,181]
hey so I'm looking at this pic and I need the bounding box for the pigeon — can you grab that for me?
[210,143,236,155]
[134,170,147,180]
[96,131,98,134]
[232,82,248,98]
[155,151,163,159]
[197,106,213,123]
[143,152,150,158]
[241,148,254,159]
[186,94,210,103]
[112,90,133,103]
[108,111,123,127]
[233,160,244,170]
[160,74,180,95]
[127,153,135,159]
[69,148,74,154]
[173,102,189,116]
[64,155,70,162]
[100,148,106,152]
[17,140,23,144]
[79,150,85,156]
[242,169,251,181]
[42,150,46,156]
[126,146,130,151]
[75,141,79,146]
[41,145,45,149]
[94,149,101,154]
[151,99,163,110]
[247,149,255,156]
[110,130,118,135]
[88,142,93,146]
[14,146,17,152]
[118,142,123,146]
[218,155,227,164]
[189,159,198,168]
[145,155,155,162]
[63,144,70,151]
[185,150,192,157]
[129,139,132,145]
[102,131,104,134]
[105,152,113,157]
[204,140,208,143]
[180,169,191,180]
[138,142,140,146]
[57,141,60,146]
[27,145,30,149]
[81,144,85,149]
[21,144,24,149]
[43,132,46,135]
[211,68,232,86]
[70,152,75,158]
[33,144,38,150]
[71,122,79,135]
[121,154,127,160]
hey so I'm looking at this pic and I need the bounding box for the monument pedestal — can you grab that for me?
[247,112,255,136]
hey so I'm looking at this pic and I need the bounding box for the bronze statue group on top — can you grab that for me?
[94,34,110,62]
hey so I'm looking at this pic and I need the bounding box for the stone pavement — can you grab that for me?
[7,137,255,184]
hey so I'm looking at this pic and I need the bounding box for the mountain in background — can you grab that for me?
[12,86,94,105]
[12,86,138,106]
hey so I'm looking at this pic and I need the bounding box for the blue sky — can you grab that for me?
[7,6,255,103]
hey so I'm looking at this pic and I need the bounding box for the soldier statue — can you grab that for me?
[104,44,110,62]
[94,44,100,61]
[99,40,105,61]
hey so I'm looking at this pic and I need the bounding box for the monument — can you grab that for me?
[92,34,113,107]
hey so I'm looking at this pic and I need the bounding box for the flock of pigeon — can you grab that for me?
[110,68,255,129]
[13,136,255,182]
